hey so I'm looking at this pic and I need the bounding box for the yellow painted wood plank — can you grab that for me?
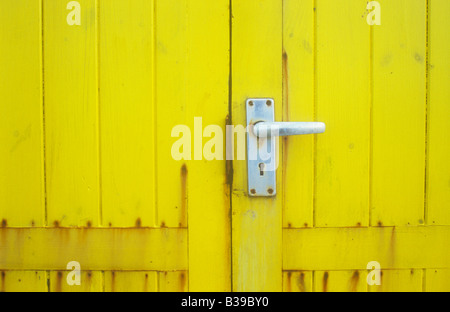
[44,0,99,227]
[372,0,426,226]
[0,271,47,292]
[0,228,187,271]
[284,226,450,271]
[185,0,231,291]
[282,0,314,228]
[231,0,283,291]
[155,0,188,228]
[314,270,367,292]
[368,269,423,292]
[50,270,102,292]
[105,271,157,292]
[425,269,450,292]
[159,271,188,292]
[0,0,44,227]
[315,0,370,227]
[283,271,313,292]
[427,0,450,225]
[99,0,156,227]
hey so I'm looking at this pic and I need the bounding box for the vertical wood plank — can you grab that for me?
[282,0,315,228]
[0,271,47,292]
[0,0,44,227]
[231,0,283,291]
[155,0,188,228]
[44,0,99,227]
[315,0,370,227]
[372,0,426,226]
[427,0,450,225]
[99,0,156,227]
[186,0,231,291]
[105,271,157,292]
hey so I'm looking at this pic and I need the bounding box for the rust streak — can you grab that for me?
[350,271,360,292]
[297,272,306,292]
[180,272,186,291]
[286,272,292,292]
[322,272,329,292]
[111,271,115,292]
[1,271,5,292]
[225,114,233,187]
[135,218,142,228]
[55,271,63,292]
[180,164,188,227]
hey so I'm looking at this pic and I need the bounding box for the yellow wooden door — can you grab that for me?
[0,0,230,292]
[231,0,450,292]
[1,0,449,293]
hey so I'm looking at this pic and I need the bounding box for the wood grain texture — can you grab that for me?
[282,0,315,228]
[315,0,370,227]
[99,0,156,227]
[231,0,283,291]
[427,0,450,225]
[371,0,426,226]
[0,0,44,227]
[44,0,100,227]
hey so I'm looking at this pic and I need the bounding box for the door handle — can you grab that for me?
[246,98,326,197]
[252,121,325,138]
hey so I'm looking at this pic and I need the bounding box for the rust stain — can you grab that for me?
[135,218,142,227]
[180,272,186,291]
[31,220,35,227]
[108,222,112,227]
[86,221,92,228]
[160,221,166,228]
[53,220,60,228]
[111,271,115,292]
[297,272,306,292]
[1,271,5,292]
[287,223,292,228]
[322,271,329,292]
[377,221,383,227]
[55,271,63,292]
[356,222,361,227]
[286,272,292,292]
[304,223,308,228]
[144,273,148,292]
[1,219,7,227]
[350,271,360,292]
[180,164,188,227]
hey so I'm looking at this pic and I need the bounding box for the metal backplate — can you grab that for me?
[246,98,276,197]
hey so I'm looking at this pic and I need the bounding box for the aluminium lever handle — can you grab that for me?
[252,121,326,138]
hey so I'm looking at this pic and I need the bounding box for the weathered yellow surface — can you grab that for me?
[314,270,368,292]
[0,0,44,227]
[372,0,426,226]
[284,227,450,270]
[315,0,370,227]
[0,228,187,271]
[282,0,315,228]
[427,0,450,225]
[0,0,449,292]
[50,270,103,292]
[231,0,283,291]
[0,271,47,292]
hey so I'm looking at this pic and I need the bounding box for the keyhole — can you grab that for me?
[259,163,265,176]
